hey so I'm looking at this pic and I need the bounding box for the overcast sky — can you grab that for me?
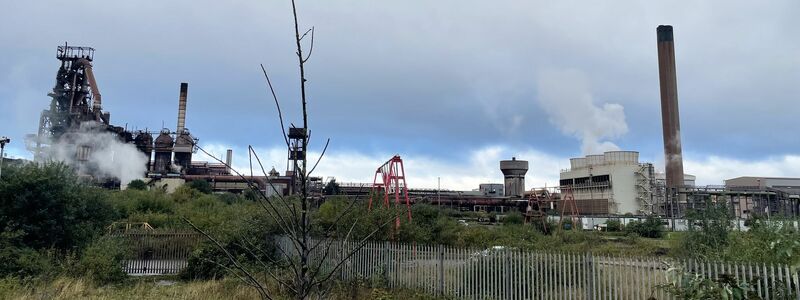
[2,1,799,189]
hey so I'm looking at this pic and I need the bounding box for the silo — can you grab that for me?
[153,128,174,174]
[500,157,528,198]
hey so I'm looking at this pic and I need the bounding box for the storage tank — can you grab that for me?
[500,157,528,198]
[153,128,174,174]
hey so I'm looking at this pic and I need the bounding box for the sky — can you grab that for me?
[1,1,799,190]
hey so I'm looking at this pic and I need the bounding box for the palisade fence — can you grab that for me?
[276,236,800,299]
[111,230,202,275]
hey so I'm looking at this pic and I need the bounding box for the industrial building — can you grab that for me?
[559,151,657,215]
[26,44,308,195]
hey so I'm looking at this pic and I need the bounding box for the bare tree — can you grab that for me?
[183,1,405,299]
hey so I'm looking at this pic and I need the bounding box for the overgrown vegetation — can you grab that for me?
[3,162,799,298]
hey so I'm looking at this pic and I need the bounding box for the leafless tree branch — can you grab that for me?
[260,64,290,147]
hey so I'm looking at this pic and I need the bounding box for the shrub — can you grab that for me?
[0,162,117,251]
[624,216,664,238]
[605,219,622,232]
[126,179,147,191]
[501,211,524,225]
[172,185,201,203]
[188,180,213,194]
[180,244,229,280]
[673,201,732,260]
[78,237,128,284]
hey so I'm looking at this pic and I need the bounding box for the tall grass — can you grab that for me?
[0,276,446,300]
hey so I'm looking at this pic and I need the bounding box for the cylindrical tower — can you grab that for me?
[176,82,188,134]
[656,25,685,190]
[153,128,174,174]
[133,131,153,172]
[500,157,528,198]
[172,83,193,174]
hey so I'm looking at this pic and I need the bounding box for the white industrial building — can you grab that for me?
[559,151,695,215]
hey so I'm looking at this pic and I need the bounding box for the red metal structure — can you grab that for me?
[368,155,412,228]
[559,187,581,229]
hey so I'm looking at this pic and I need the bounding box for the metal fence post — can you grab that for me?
[586,252,594,300]
[438,245,445,295]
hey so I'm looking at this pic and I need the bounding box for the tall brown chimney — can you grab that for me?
[656,25,685,190]
[176,82,188,134]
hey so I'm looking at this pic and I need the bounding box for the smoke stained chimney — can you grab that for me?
[177,83,188,134]
[656,25,685,190]
[225,149,233,174]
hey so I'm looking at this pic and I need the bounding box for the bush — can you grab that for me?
[673,201,732,260]
[188,180,213,194]
[625,216,664,238]
[126,179,147,191]
[172,185,201,203]
[180,244,229,280]
[78,237,128,284]
[0,163,118,251]
[605,219,622,232]
[0,235,52,278]
[501,212,524,225]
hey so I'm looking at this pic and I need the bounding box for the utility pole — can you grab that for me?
[437,176,441,206]
[0,136,10,179]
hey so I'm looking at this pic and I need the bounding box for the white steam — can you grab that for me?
[536,69,628,155]
[45,122,148,186]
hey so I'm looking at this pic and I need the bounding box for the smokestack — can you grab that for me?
[656,25,685,190]
[176,82,188,134]
[225,149,233,174]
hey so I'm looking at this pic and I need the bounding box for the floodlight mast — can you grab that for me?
[0,136,10,179]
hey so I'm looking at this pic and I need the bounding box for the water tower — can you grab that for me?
[500,157,528,198]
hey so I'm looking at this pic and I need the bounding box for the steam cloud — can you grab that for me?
[536,69,628,155]
[44,122,148,186]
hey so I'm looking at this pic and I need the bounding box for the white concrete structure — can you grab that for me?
[560,151,656,215]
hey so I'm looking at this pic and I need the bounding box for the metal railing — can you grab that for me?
[112,230,202,275]
[277,236,800,299]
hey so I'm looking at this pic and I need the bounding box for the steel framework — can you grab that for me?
[559,187,581,229]
[369,155,412,228]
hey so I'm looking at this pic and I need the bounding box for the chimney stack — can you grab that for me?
[176,82,188,134]
[656,25,685,190]
[225,149,233,174]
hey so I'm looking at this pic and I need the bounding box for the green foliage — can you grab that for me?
[501,212,524,225]
[323,179,341,195]
[724,219,800,265]
[187,180,213,194]
[0,162,118,252]
[625,216,664,238]
[180,244,229,280]
[0,231,53,278]
[605,219,622,232]
[126,179,147,191]
[78,237,128,284]
[673,201,732,260]
[171,185,202,203]
[659,264,761,299]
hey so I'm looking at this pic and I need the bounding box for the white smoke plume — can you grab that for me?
[45,122,148,186]
[536,69,628,155]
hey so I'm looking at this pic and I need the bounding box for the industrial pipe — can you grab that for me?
[76,58,102,112]
[656,25,685,190]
